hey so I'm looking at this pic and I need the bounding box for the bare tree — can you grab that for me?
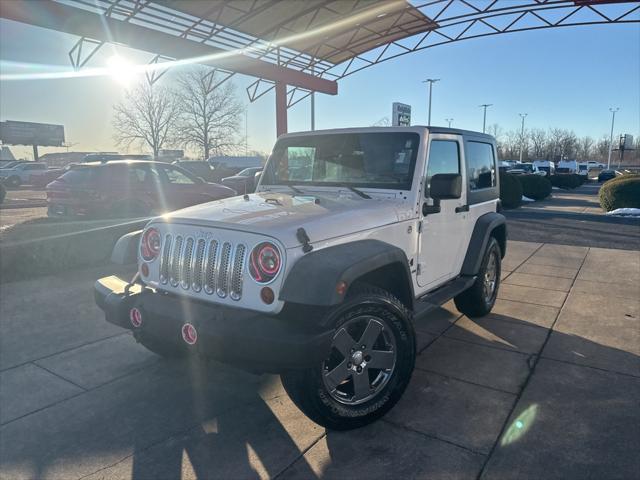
[596,135,611,162]
[112,82,179,158]
[175,67,243,159]
[577,136,594,161]
[529,128,547,159]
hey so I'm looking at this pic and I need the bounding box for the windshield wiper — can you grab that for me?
[288,184,304,195]
[346,186,371,199]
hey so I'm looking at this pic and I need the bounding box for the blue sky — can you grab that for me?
[1,15,638,159]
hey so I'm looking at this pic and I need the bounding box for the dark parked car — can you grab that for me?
[221,167,263,194]
[46,160,236,218]
[0,183,5,204]
[597,169,617,183]
[172,160,217,182]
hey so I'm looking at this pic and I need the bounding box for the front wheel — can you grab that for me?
[454,237,501,318]
[281,286,415,430]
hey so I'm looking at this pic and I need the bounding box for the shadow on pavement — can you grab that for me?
[1,307,638,479]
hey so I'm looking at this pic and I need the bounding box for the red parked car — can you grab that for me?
[46,160,236,218]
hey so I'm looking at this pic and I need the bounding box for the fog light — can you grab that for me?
[140,263,149,277]
[129,307,143,328]
[181,323,198,345]
[336,281,348,296]
[260,287,275,304]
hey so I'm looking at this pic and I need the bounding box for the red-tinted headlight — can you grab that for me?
[249,242,281,283]
[140,227,161,261]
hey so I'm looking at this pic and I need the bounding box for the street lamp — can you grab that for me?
[607,107,619,169]
[422,78,440,126]
[445,118,453,128]
[519,113,528,163]
[479,104,492,133]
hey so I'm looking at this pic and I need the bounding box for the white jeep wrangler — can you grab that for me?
[95,126,506,430]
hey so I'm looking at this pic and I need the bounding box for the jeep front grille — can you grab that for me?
[159,234,247,300]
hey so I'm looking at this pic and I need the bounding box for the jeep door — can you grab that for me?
[417,134,469,289]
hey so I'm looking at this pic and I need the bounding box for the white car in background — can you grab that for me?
[556,160,578,174]
[507,162,546,176]
[533,160,555,177]
[587,161,605,170]
[577,163,589,177]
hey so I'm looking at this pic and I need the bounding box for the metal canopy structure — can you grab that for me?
[1,0,639,136]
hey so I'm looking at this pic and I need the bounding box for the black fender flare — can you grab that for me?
[461,212,507,276]
[279,239,414,308]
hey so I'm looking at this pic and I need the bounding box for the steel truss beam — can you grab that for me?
[319,0,640,81]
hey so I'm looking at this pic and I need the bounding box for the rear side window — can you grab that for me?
[466,141,496,190]
[59,168,98,184]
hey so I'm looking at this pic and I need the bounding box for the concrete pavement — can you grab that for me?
[1,241,639,479]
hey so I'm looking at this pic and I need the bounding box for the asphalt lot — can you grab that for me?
[1,241,638,479]
[0,188,47,233]
[505,183,640,250]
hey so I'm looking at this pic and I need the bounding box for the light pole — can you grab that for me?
[445,118,453,128]
[422,78,440,126]
[479,104,492,133]
[519,113,528,163]
[607,107,619,169]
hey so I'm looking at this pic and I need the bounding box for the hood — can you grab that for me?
[156,191,414,248]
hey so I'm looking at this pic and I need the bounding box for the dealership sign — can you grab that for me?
[392,102,411,126]
[0,120,65,147]
[619,134,634,150]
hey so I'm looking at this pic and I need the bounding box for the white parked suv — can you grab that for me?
[0,162,48,187]
[95,127,506,430]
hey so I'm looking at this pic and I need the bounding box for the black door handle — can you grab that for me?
[455,205,469,213]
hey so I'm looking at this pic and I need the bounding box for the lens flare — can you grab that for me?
[106,55,135,86]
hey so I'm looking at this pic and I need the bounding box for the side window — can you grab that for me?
[160,166,196,184]
[466,141,496,190]
[426,140,460,196]
[129,166,149,183]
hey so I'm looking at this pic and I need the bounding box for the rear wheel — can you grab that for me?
[281,285,415,430]
[454,237,501,318]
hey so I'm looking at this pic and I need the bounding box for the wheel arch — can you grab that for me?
[461,212,507,276]
[279,239,415,310]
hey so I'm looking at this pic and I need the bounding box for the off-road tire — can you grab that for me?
[280,285,416,430]
[454,237,501,317]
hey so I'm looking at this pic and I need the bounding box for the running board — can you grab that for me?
[414,276,476,318]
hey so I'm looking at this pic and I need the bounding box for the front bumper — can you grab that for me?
[94,276,334,373]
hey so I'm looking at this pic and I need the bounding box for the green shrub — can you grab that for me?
[599,175,640,211]
[499,172,522,208]
[551,174,582,189]
[517,174,552,200]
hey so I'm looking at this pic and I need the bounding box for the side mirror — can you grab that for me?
[430,173,462,200]
[423,173,462,215]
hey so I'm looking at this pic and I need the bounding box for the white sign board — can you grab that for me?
[392,102,411,127]
[620,134,634,150]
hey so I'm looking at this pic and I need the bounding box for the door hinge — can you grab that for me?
[417,263,422,275]
[417,221,423,233]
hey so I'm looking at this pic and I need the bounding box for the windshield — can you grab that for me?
[262,132,420,191]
